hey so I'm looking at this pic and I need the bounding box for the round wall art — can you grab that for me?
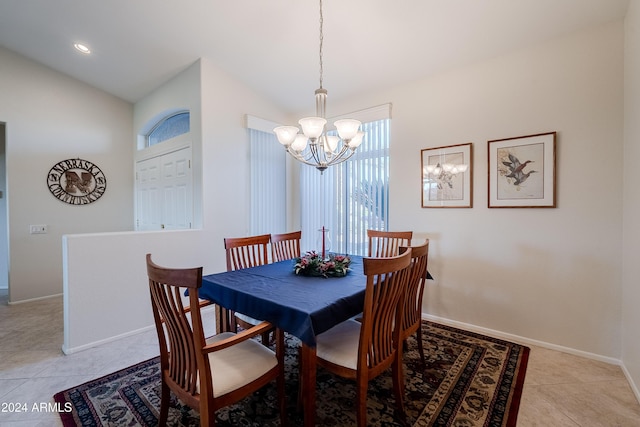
[47,158,107,205]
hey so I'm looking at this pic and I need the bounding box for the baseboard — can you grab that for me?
[8,292,63,305]
[62,324,156,355]
[621,364,640,405]
[60,305,217,355]
[423,313,622,366]
[426,314,640,404]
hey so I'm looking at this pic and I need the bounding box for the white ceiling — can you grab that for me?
[0,0,630,113]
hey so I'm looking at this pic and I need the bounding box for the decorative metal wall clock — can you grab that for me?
[47,158,107,205]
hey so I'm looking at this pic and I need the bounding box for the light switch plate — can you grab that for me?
[30,225,47,234]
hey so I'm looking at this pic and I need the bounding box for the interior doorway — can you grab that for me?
[0,122,8,299]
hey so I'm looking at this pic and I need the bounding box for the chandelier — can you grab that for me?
[273,0,364,173]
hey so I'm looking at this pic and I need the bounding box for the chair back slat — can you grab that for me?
[400,240,429,335]
[367,230,413,257]
[271,231,302,262]
[224,234,271,271]
[360,250,412,371]
[147,254,204,398]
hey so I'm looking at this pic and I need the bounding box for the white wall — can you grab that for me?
[63,230,214,353]
[0,46,134,303]
[133,58,291,269]
[623,1,640,400]
[329,22,625,359]
[63,58,290,352]
[134,60,204,229]
[199,57,291,270]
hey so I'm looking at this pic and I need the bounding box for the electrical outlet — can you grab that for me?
[29,225,47,234]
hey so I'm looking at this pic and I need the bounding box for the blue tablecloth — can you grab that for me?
[199,256,367,347]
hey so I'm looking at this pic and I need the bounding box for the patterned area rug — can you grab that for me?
[54,321,529,426]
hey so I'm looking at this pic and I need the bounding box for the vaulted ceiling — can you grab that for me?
[0,0,630,113]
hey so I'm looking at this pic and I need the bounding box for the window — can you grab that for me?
[247,117,287,236]
[300,115,390,255]
[146,111,190,147]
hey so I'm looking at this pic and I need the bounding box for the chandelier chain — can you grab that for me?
[319,0,324,89]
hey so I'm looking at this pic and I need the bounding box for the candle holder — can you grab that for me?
[316,227,331,260]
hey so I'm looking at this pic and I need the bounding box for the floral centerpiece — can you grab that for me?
[294,251,351,278]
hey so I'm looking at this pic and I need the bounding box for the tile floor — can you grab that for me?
[1,290,639,426]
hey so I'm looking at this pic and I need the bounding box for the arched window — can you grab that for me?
[146,111,190,146]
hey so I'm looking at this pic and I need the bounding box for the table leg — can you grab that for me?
[300,344,317,427]
[214,305,232,334]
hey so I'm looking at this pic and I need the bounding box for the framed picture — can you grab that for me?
[488,132,556,208]
[421,143,473,208]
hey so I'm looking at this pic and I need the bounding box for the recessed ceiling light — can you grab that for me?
[73,43,91,54]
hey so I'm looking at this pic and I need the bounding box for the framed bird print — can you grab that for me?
[488,132,556,208]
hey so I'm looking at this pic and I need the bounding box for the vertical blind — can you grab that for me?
[300,117,390,255]
[249,128,287,235]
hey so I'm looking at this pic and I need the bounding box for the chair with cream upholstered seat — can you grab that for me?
[146,254,287,426]
[367,229,413,257]
[399,240,429,367]
[270,230,302,262]
[313,250,413,427]
[223,234,273,343]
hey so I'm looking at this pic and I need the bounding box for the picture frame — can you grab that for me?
[488,132,556,208]
[421,143,473,208]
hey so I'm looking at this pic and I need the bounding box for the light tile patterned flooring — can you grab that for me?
[1,290,639,426]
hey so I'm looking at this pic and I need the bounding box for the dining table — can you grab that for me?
[198,255,368,427]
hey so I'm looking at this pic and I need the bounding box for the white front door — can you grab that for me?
[136,146,192,230]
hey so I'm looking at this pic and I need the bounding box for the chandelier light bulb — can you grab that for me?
[348,131,365,149]
[325,135,339,153]
[274,126,299,146]
[299,117,327,140]
[334,119,361,141]
[291,134,309,152]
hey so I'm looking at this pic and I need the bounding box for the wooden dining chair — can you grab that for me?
[224,234,272,343]
[399,240,430,367]
[225,233,271,271]
[271,230,302,262]
[146,254,287,427]
[367,229,413,257]
[313,250,413,427]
